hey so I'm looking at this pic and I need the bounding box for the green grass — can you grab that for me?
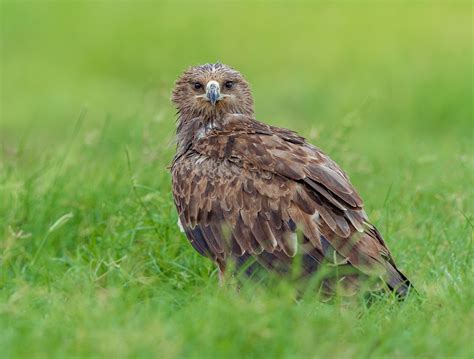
[1,1,472,358]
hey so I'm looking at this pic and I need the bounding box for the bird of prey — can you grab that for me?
[171,63,412,297]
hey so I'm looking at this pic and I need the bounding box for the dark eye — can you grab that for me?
[193,82,202,90]
[224,81,234,89]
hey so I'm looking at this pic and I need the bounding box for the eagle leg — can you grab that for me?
[216,259,226,287]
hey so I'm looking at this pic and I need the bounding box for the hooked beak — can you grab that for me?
[206,80,220,106]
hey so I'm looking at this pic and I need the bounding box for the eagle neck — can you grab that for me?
[174,113,216,155]
[175,108,256,152]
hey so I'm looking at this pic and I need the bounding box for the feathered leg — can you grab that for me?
[216,260,226,287]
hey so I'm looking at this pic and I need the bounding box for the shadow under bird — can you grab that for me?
[171,63,413,297]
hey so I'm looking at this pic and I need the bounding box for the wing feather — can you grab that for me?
[172,115,410,295]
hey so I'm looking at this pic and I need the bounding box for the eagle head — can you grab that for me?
[172,63,254,118]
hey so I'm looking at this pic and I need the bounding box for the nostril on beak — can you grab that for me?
[206,81,220,106]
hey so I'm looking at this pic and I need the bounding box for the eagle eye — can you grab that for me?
[193,82,203,90]
[224,81,234,89]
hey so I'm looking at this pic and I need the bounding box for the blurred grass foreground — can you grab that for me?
[1,1,473,358]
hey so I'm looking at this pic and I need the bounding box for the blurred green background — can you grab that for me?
[1,1,472,358]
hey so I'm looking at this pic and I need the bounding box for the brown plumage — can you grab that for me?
[171,63,412,297]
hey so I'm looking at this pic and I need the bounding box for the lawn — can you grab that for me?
[1,1,472,358]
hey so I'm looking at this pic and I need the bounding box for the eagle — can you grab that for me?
[171,63,412,297]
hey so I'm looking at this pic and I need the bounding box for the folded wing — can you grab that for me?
[171,116,411,295]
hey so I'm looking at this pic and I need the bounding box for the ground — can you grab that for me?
[1,1,472,358]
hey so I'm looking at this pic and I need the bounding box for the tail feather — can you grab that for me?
[385,263,414,298]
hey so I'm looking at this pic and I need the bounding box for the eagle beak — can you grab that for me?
[206,80,220,106]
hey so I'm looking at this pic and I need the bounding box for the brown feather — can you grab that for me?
[171,63,412,297]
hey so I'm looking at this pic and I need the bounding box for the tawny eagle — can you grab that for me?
[171,63,412,297]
